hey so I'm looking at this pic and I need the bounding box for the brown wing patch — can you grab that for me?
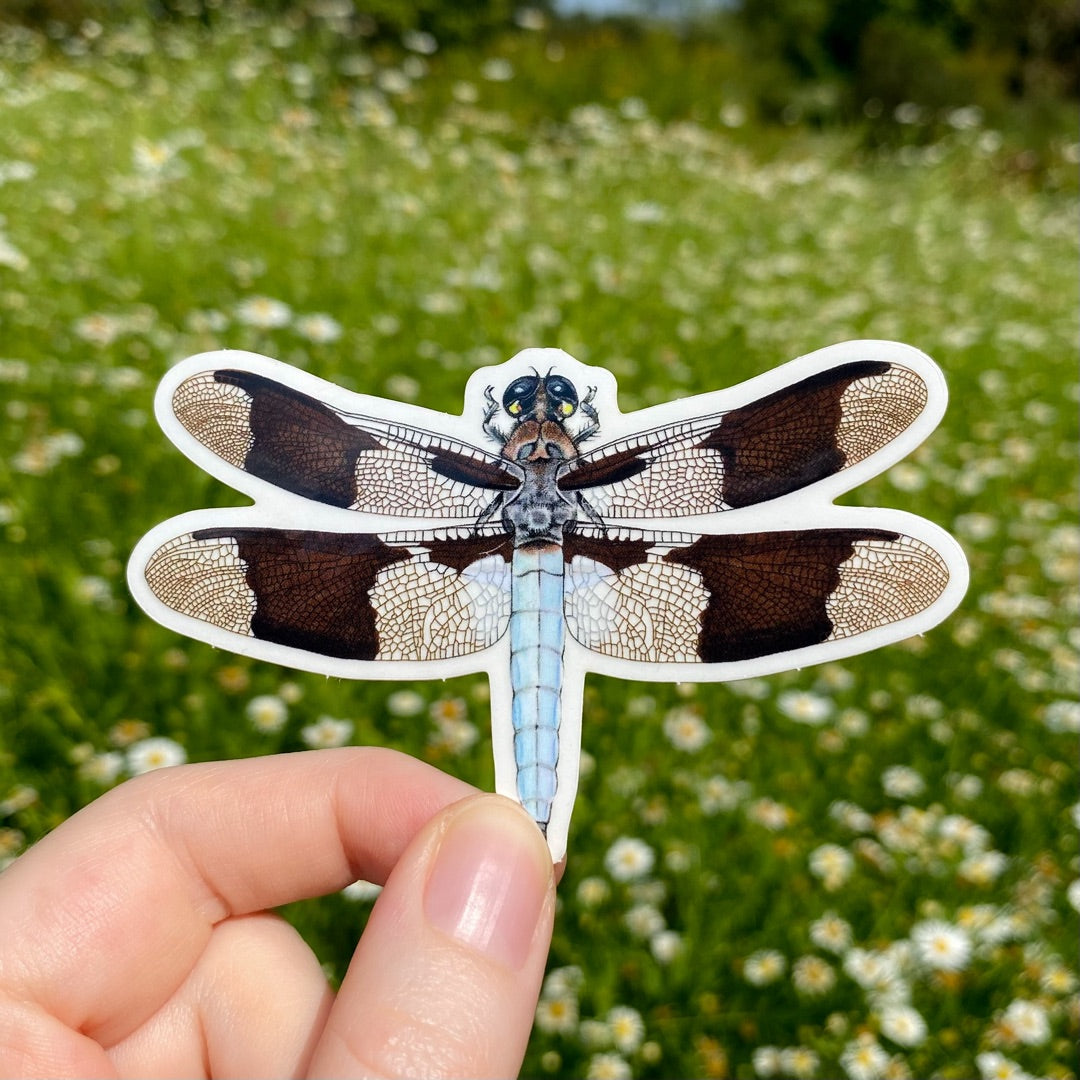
[701,361,926,507]
[664,527,948,662]
[194,527,410,659]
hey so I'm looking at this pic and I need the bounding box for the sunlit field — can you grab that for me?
[0,11,1077,1079]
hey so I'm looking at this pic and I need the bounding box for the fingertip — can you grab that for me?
[308,794,556,1078]
[423,795,554,972]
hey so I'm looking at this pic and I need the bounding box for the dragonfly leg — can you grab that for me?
[482,386,506,444]
[574,491,607,533]
[575,387,600,443]
[475,491,504,527]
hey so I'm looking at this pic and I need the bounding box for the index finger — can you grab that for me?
[0,748,475,1049]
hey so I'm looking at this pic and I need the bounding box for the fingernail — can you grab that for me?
[424,798,551,971]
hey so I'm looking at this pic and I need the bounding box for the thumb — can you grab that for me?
[307,793,556,1078]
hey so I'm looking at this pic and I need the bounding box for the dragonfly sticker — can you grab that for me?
[128,342,968,860]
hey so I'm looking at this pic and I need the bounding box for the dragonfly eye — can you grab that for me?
[503,376,539,418]
[543,375,579,420]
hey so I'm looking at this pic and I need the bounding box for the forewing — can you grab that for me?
[138,523,513,666]
[563,523,956,669]
[169,368,518,517]
[562,360,929,516]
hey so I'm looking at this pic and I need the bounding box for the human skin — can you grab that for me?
[0,748,556,1077]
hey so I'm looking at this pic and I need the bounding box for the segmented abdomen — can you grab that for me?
[509,543,564,831]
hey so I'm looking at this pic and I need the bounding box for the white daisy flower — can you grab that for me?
[792,955,836,995]
[777,689,832,725]
[1000,999,1050,1045]
[780,1046,820,1079]
[245,694,288,733]
[300,715,353,748]
[752,1046,783,1077]
[743,949,786,986]
[386,689,425,716]
[975,1051,1033,1080]
[662,706,711,752]
[576,876,610,907]
[541,965,583,998]
[910,919,972,971]
[126,736,186,775]
[881,764,925,798]
[879,1003,927,1047]
[650,929,683,964]
[607,1006,644,1054]
[604,836,655,882]
[809,911,853,953]
[839,1033,890,1080]
[808,843,854,890]
[235,296,292,329]
[294,312,342,343]
[534,994,578,1034]
[624,903,665,938]
[78,751,125,784]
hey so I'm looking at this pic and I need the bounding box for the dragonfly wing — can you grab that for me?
[563,357,931,517]
[134,521,514,670]
[167,366,518,517]
[562,521,964,673]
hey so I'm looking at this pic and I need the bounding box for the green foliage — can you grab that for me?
[732,0,1079,118]
[0,13,1077,1079]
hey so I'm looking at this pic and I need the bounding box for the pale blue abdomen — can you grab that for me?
[509,543,564,831]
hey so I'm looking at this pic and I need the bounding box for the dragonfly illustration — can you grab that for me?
[128,342,968,859]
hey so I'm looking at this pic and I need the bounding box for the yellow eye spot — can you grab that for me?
[560,402,574,415]
[508,401,521,415]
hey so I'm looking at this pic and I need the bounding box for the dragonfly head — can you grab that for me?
[503,372,579,424]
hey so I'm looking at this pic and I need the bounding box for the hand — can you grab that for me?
[0,748,556,1077]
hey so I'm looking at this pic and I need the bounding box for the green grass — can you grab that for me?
[0,12,1077,1079]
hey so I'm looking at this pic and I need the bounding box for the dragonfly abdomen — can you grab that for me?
[509,543,565,833]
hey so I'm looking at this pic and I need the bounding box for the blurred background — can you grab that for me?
[0,1,1076,1077]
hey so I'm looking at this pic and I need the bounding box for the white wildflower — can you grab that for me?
[586,1052,631,1080]
[78,751,124,784]
[975,1051,1033,1080]
[1000,999,1050,1045]
[879,1003,927,1047]
[910,919,972,971]
[604,837,655,882]
[650,929,682,964]
[840,1033,890,1080]
[809,843,854,890]
[777,690,832,725]
[1042,699,1080,733]
[126,736,186,774]
[607,1006,644,1054]
[235,296,292,329]
[300,715,353,748]
[792,955,836,995]
[386,689,425,716]
[576,876,610,907]
[624,903,665,938]
[809,912,853,953]
[480,58,514,82]
[881,765,925,798]
[294,312,343,343]
[743,949,786,986]
[958,850,1008,885]
[662,706,711,752]
[753,1046,783,1077]
[245,694,288,733]
[535,994,578,1034]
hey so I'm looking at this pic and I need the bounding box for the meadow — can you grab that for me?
[0,10,1077,1079]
